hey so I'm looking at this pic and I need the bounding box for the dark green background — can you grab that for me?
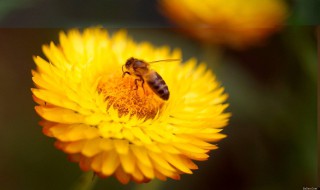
[0,0,317,189]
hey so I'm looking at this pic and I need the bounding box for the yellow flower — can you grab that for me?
[31,27,230,184]
[159,0,288,49]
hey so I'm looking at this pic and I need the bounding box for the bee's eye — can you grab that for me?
[125,60,132,68]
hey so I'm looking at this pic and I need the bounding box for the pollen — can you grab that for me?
[97,74,165,119]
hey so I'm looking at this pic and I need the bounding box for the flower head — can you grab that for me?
[32,27,230,184]
[159,0,288,49]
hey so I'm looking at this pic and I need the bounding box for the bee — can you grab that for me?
[122,57,179,100]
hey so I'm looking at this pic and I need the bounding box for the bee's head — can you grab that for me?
[125,57,136,69]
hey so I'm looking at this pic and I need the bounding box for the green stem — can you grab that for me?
[133,180,164,190]
[70,172,98,190]
[283,26,317,82]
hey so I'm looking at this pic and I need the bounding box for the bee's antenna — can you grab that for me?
[122,65,125,73]
[148,59,181,64]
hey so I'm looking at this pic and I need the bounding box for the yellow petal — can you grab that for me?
[35,106,85,124]
[63,140,86,154]
[99,139,114,151]
[136,161,154,179]
[119,151,135,174]
[131,166,145,183]
[115,166,131,184]
[113,139,129,154]
[148,151,175,172]
[174,143,208,154]
[131,145,152,167]
[101,150,120,176]
[91,153,104,172]
[131,127,152,144]
[48,123,99,141]
[162,153,192,174]
[82,138,102,157]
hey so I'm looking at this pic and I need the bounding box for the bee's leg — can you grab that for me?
[141,78,146,94]
[134,75,145,93]
[122,65,131,77]
[134,78,141,90]
[122,71,131,78]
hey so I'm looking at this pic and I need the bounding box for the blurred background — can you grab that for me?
[0,0,318,189]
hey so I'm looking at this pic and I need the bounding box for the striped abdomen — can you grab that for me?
[146,71,170,100]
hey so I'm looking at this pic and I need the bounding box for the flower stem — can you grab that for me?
[70,172,98,190]
[283,26,317,82]
[133,180,164,190]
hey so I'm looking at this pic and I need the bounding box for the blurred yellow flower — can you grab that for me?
[31,27,230,184]
[159,0,288,49]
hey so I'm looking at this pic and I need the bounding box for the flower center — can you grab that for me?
[97,74,165,119]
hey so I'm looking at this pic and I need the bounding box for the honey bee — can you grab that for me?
[122,57,179,100]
